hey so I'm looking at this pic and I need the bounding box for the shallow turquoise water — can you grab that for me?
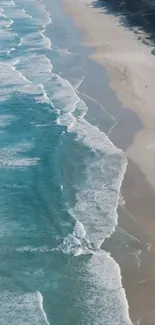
[0,0,132,324]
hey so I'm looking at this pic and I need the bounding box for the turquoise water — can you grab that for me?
[0,0,133,324]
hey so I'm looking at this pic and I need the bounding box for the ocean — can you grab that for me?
[0,0,132,324]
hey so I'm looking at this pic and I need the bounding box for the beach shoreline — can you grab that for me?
[61,0,155,193]
[60,1,155,324]
[80,57,155,325]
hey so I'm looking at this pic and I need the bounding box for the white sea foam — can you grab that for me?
[51,73,82,128]
[40,30,52,49]
[1,157,40,167]
[0,291,50,325]
[0,60,51,104]
[0,29,21,53]
[0,142,39,168]
[22,8,32,19]
[73,220,86,239]
[16,246,56,253]
[80,251,133,325]
[37,292,50,325]
[59,233,92,256]
[0,1,16,9]
[0,7,13,27]
[0,9,6,19]
[0,0,53,105]
[4,8,31,19]
[18,37,23,46]
[0,62,27,100]
[6,19,13,27]
[13,0,52,26]
[0,0,127,249]
[0,0,132,323]
[0,16,12,28]
[45,29,132,325]
[21,31,52,51]
[49,72,127,246]
[0,114,15,127]
[16,54,53,84]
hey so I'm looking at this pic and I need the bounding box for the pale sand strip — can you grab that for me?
[61,0,155,194]
[60,1,155,324]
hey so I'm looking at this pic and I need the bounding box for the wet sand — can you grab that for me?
[106,161,155,325]
[61,0,155,191]
[60,1,155,324]
[80,57,155,325]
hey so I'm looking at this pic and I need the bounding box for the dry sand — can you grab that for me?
[60,1,155,324]
[61,0,155,193]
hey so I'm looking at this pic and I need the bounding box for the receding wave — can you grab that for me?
[0,291,50,325]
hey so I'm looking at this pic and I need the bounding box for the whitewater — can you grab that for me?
[0,0,133,324]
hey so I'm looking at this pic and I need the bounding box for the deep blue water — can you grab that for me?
[0,0,132,324]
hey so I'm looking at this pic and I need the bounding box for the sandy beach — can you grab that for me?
[60,1,155,324]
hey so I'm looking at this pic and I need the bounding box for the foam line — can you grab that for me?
[37,292,50,325]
